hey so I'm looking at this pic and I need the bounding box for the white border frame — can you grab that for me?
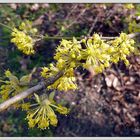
[0,137,140,139]
[0,138,140,139]
[0,1,140,139]
[0,0,140,3]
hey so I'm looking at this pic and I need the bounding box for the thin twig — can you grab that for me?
[0,21,139,41]
[65,8,87,30]
[87,16,99,36]
[44,32,140,41]
[44,35,81,40]
[0,22,13,31]
[65,4,78,21]
[56,7,87,36]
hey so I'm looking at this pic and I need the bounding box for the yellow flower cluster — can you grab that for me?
[123,4,134,9]
[11,21,38,55]
[41,33,135,91]
[81,34,111,73]
[0,70,31,110]
[110,33,135,65]
[26,94,69,129]
[42,38,81,91]
[41,64,77,91]
[41,38,85,91]
[0,70,22,100]
[21,103,31,111]
[54,38,82,69]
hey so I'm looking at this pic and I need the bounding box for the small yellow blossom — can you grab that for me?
[54,38,82,69]
[26,94,69,129]
[41,64,77,91]
[0,70,31,108]
[48,76,77,91]
[81,34,111,73]
[21,103,31,111]
[11,21,38,55]
[124,4,134,9]
[110,33,135,65]
[11,28,35,55]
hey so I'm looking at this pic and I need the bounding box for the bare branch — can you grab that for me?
[56,7,87,36]
[44,32,140,41]
[128,32,140,39]
[0,71,63,112]
[65,4,78,21]
[101,32,140,40]
[87,16,99,36]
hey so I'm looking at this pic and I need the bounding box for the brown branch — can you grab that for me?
[101,32,140,40]
[128,32,140,38]
[0,71,63,112]
[65,8,87,29]
[56,7,87,36]
[65,4,78,21]
[87,16,99,36]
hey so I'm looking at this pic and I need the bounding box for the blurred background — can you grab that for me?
[0,3,140,137]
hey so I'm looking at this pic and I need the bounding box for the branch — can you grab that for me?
[56,7,87,36]
[103,32,140,40]
[0,71,63,112]
[87,15,98,36]
[128,32,140,38]
[0,21,139,41]
[44,32,140,41]
[0,22,13,31]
